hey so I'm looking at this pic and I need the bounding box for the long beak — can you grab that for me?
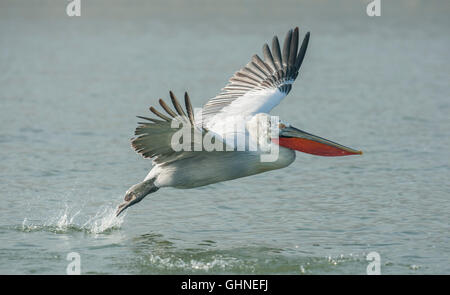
[276,126,362,156]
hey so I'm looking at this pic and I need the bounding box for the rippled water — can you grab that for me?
[1,0,449,274]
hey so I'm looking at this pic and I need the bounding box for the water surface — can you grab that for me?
[0,0,449,274]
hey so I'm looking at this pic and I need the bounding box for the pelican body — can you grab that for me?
[116,27,362,216]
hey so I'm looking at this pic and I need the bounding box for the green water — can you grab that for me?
[0,0,449,274]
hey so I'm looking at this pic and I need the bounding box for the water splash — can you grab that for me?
[54,205,81,231]
[82,206,125,234]
[146,253,241,272]
[21,204,125,235]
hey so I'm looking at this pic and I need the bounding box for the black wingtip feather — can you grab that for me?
[295,31,310,71]
[288,27,299,73]
[282,29,293,68]
[150,105,171,122]
[169,91,187,117]
[159,97,178,118]
[184,92,195,125]
[271,36,282,71]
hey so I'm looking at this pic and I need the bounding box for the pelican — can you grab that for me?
[116,27,362,216]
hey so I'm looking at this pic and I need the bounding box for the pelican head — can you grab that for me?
[116,180,159,216]
[247,113,362,157]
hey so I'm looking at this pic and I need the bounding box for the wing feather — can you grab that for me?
[271,36,283,71]
[131,91,220,165]
[262,44,276,72]
[202,27,310,129]
[159,99,179,118]
[282,29,292,68]
[169,91,187,117]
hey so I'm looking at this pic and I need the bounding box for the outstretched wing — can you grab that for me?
[132,91,213,165]
[202,27,310,130]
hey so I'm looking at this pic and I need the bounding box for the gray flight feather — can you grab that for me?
[131,91,213,165]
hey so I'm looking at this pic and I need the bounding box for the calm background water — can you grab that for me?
[0,0,449,274]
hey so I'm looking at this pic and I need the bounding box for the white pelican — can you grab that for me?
[116,27,362,216]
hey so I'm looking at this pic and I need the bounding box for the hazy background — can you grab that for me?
[0,0,449,274]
